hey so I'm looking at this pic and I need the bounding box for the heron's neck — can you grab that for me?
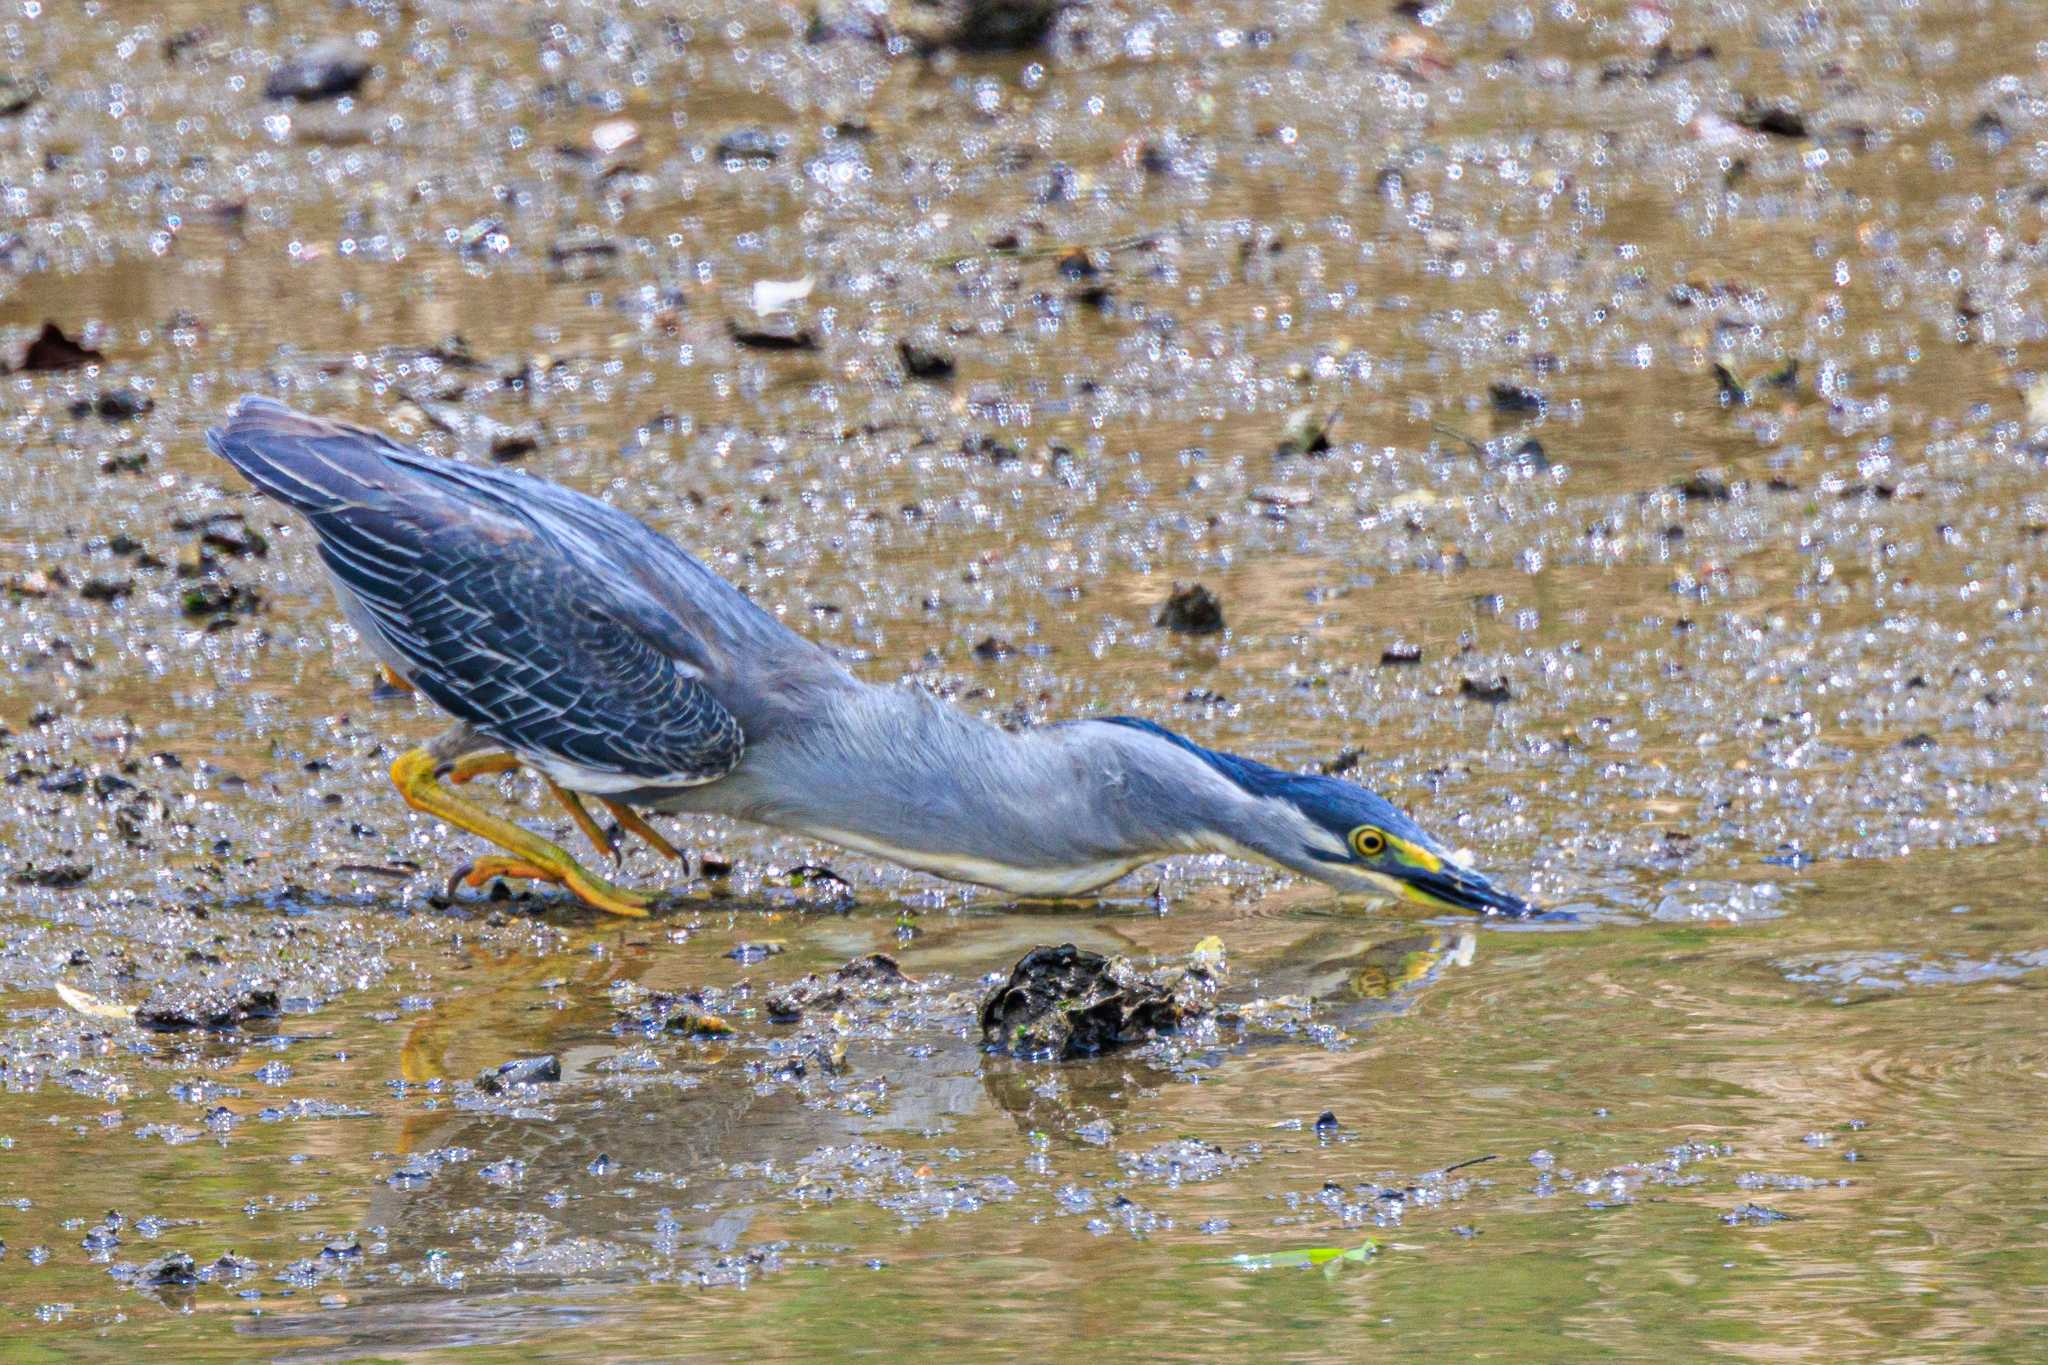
[706,686,1322,891]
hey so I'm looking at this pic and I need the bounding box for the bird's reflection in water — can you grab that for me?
[1254,925,1479,1025]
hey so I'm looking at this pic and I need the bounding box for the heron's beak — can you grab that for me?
[1389,859,1539,920]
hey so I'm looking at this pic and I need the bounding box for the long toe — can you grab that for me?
[451,855,654,918]
[452,856,558,898]
[558,864,654,918]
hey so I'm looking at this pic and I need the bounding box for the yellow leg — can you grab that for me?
[542,775,615,861]
[601,798,685,862]
[390,748,652,917]
[446,751,623,862]
[447,752,522,784]
[447,751,681,864]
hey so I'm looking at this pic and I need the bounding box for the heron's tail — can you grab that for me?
[206,395,410,515]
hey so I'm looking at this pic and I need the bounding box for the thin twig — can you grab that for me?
[1430,421,1486,455]
[1438,1153,1499,1176]
[925,231,1165,269]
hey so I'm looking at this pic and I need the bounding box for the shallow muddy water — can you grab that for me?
[1,0,2046,1357]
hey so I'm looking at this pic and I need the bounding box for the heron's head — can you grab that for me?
[1100,718,1538,919]
[1268,773,1537,918]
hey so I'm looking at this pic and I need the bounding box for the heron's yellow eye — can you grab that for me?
[1351,826,1387,859]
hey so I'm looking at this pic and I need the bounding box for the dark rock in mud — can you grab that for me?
[1488,382,1546,414]
[69,389,152,421]
[264,44,372,102]
[1711,362,1747,404]
[1157,583,1225,636]
[714,128,783,161]
[10,322,103,372]
[729,319,817,351]
[767,953,911,1022]
[13,862,91,889]
[813,0,1062,52]
[135,1252,199,1287]
[39,767,89,794]
[1315,1110,1340,1134]
[135,985,280,1032]
[838,952,907,986]
[1970,110,2011,154]
[476,1055,561,1093]
[199,524,269,558]
[181,580,262,622]
[962,433,1020,463]
[898,338,955,380]
[892,0,1065,54]
[161,28,210,63]
[1069,282,1114,310]
[946,0,1064,52]
[488,428,542,462]
[1677,472,1732,502]
[979,943,1215,1061]
[1379,644,1423,667]
[972,635,1016,661]
[0,73,38,117]
[1733,100,1808,139]
[1458,676,1513,705]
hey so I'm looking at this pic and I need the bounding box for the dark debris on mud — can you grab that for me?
[767,952,913,1023]
[475,1055,561,1093]
[1156,583,1226,636]
[134,983,281,1033]
[979,943,1219,1061]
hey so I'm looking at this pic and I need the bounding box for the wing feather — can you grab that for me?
[209,399,744,788]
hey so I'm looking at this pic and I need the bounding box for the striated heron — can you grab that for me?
[209,397,1537,920]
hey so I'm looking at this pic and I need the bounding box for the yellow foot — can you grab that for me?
[443,752,678,866]
[450,856,654,919]
[453,761,617,862]
[391,748,659,918]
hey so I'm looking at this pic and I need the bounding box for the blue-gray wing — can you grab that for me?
[207,398,743,788]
